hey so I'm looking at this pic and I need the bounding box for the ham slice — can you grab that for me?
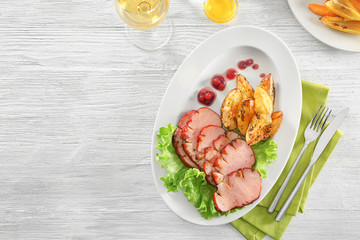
[203,131,241,176]
[181,107,221,163]
[173,110,199,168]
[214,138,255,176]
[172,107,259,194]
[213,168,262,212]
[213,131,241,151]
[197,126,225,152]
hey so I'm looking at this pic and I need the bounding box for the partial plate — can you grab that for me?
[151,26,302,226]
[288,0,360,52]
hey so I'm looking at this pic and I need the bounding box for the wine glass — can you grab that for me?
[114,0,173,50]
[203,0,238,23]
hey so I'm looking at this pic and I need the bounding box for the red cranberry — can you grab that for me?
[246,59,254,66]
[237,61,247,70]
[211,75,226,91]
[218,83,225,90]
[205,93,212,100]
[252,64,259,70]
[198,94,205,102]
[260,73,266,78]
[226,68,237,80]
[212,77,220,86]
[198,87,216,106]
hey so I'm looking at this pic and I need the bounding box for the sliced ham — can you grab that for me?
[211,171,224,185]
[197,125,225,152]
[181,107,222,145]
[213,168,262,212]
[172,110,199,168]
[172,107,260,196]
[181,107,221,164]
[203,131,241,176]
[204,147,220,163]
[214,138,255,176]
[213,131,240,151]
[205,175,217,187]
[226,131,241,141]
[213,135,228,151]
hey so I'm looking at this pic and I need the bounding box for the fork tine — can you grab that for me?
[319,109,332,131]
[309,105,323,127]
[316,107,328,132]
[312,105,326,129]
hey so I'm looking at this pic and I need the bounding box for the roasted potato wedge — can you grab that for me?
[321,16,360,35]
[236,74,254,100]
[246,113,272,146]
[221,88,242,130]
[269,111,283,138]
[349,0,360,12]
[259,74,275,105]
[325,0,360,20]
[236,98,255,136]
[254,87,273,115]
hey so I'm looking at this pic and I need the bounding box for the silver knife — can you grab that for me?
[275,107,349,222]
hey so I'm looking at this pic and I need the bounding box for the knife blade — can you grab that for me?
[309,107,349,166]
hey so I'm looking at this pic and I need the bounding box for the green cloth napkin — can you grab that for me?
[231,80,343,240]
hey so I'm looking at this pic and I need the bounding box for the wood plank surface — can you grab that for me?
[0,0,359,239]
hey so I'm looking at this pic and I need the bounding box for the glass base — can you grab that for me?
[126,17,173,51]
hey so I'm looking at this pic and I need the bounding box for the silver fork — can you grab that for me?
[268,105,332,213]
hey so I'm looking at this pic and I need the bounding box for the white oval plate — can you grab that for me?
[151,26,302,226]
[288,0,360,52]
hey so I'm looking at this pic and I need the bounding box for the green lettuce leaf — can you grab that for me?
[251,139,278,178]
[156,124,276,219]
[180,168,240,219]
[156,123,189,192]
[179,168,221,219]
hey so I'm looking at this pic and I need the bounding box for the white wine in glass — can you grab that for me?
[114,0,172,50]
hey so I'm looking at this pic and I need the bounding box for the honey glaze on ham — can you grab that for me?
[173,107,262,211]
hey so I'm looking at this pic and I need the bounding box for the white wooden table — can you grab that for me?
[0,0,359,239]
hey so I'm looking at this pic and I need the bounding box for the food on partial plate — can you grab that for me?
[179,108,221,171]
[221,89,242,130]
[308,0,360,35]
[221,73,282,146]
[213,138,256,176]
[157,70,280,219]
[259,73,275,104]
[221,74,255,131]
[173,110,199,168]
[325,0,360,20]
[213,168,261,212]
[226,68,238,80]
[308,3,338,17]
[173,105,261,205]
[236,74,255,100]
[246,113,272,146]
[254,87,273,115]
[237,98,255,136]
[321,16,360,34]
[269,111,283,138]
[211,74,227,91]
[198,87,216,106]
